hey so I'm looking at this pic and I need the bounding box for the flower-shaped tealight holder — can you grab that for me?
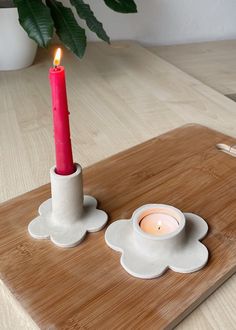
[28,164,108,248]
[105,204,208,279]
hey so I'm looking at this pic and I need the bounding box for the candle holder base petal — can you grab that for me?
[105,211,208,279]
[29,195,108,248]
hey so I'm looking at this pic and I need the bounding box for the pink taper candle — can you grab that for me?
[49,48,75,175]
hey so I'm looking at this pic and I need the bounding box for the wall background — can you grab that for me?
[70,0,236,45]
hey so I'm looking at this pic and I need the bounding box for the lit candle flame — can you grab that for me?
[157,220,162,230]
[53,48,62,67]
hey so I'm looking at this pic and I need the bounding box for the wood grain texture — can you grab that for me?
[0,125,236,330]
[1,41,236,329]
[0,280,39,330]
[1,42,236,205]
[149,40,236,95]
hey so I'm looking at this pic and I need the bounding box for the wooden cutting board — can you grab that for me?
[0,124,236,329]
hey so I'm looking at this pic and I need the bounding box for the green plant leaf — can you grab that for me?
[70,0,110,43]
[46,0,86,58]
[13,0,54,47]
[104,0,137,13]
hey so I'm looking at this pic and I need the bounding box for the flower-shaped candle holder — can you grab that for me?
[28,164,108,248]
[105,204,208,279]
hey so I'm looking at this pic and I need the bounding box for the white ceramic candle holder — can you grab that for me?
[105,204,208,279]
[28,164,108,248]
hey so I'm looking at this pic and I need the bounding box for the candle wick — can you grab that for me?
[158,226,161,230]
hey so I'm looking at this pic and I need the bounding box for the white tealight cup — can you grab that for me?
[105,203,209,278]
[132,204,186,256]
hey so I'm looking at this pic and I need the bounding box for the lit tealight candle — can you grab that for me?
[140,212,179,236]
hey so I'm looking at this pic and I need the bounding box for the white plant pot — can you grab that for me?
[0,7,37,71]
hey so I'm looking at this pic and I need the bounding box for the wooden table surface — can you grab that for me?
[0,41,236,329]
[0,125,235,330]
[150,40,236,97]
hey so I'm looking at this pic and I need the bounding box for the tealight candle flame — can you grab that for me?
[157,220,162,230]
[53,48,62,67]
